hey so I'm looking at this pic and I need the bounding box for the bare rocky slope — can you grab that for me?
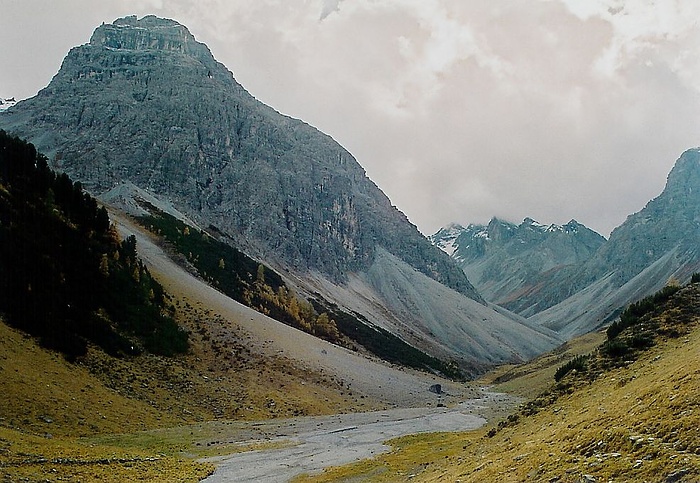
[0,15,560,370]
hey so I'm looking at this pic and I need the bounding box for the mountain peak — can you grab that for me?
[0,97,17,112]
[665,148,700,194]
[487,216,513,226]
[0,14,480,300]
[89,15,212,62]
[562,219,581,233]
[442,222,466,231]
[429,223,466,256]
[113,14,182,28]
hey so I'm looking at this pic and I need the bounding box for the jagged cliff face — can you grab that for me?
[431,217,605,314]
[0,15,477,299]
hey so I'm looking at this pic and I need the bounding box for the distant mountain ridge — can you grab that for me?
[430,217,606,314]
[0,15,562,371]
[433,148,700,337]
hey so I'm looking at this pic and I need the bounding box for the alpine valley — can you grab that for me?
[1,14,699,483]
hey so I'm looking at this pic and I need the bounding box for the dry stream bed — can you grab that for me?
[198,388,518,482]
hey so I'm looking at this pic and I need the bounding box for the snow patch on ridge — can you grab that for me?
[429,223,465,256]
[0,97,17,112]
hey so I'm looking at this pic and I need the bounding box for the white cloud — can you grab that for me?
[557,0,700,89]
[2,0,699,237]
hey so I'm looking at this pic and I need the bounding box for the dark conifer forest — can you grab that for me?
[0,130,188,359]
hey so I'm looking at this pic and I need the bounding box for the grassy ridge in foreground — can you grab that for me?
[296,284,700,482]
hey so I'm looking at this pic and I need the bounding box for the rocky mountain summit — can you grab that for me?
[429,223,465,256]
[0,16,563,370]
[0,15,472,294]
[431,217,605,314]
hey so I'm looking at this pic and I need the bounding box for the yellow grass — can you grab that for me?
[484,329,606,398]
[0,321,213,481]
[0,321,179,437]
[0,426,212,482]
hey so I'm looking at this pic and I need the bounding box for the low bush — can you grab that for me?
[607,284,681,339]
[601,338,628,358]
[554,354,589,381]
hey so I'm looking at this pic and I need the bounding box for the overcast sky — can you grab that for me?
[2,0,700,237]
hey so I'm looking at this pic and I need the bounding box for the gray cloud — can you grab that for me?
[320,0,343,20]
[1,0,699,237]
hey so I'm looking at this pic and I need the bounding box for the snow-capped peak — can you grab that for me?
[429,223,466,256]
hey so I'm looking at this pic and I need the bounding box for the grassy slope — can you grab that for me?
[0,320,182,437]
[0,320,212,481]
[484,329,606,399]
[0,280,376,481]
[298,285,700,483]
